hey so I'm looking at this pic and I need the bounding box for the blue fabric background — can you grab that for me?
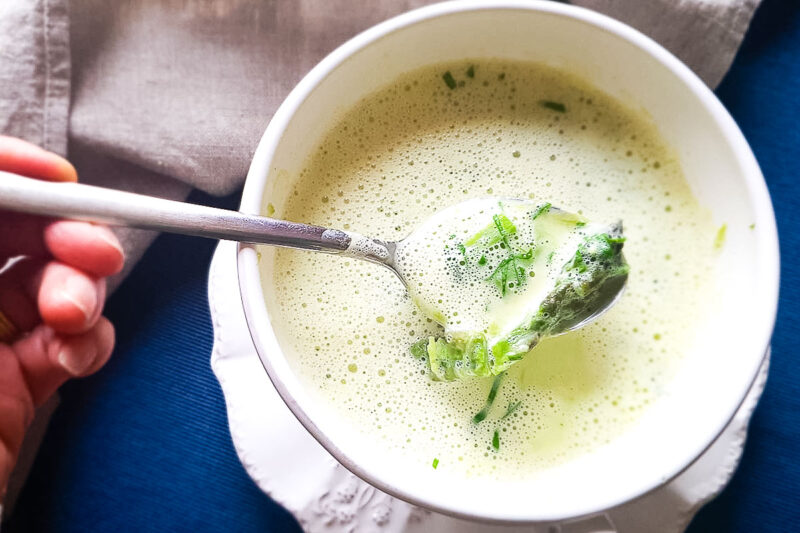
[5,0,799,530]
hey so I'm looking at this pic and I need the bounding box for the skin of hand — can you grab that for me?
[0,136,124,504]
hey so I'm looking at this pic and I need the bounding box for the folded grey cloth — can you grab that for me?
[0,0,760,284]
[0,0,761,519]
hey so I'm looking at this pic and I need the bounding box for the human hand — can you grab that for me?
[0,136,124,504]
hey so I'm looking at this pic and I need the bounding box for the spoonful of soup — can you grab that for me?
[0,172,628,379]
[397,198,628,380]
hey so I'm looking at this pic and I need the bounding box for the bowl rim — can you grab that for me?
[236,0,780,523]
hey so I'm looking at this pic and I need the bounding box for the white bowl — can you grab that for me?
[237,0,779,524]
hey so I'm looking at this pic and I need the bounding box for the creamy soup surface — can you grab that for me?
[263,60,716,479]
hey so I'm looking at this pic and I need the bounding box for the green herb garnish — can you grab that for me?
[531,202,552,220]
[476,213,533,296]
[466,65,475,78]
[425,333,490,381]
[714,224,727,249]
[540,101,567,113]
[487,257,515,295]
[409,339,428,359]
[432,457,439,469]
[487,248,532,296]
[473,374,504,423]
[411,212,628,381]
[477,226,630,377]
[501,401,522,419]
[443,71,457,90]
[465,213,517,247]
[492,430,500,451]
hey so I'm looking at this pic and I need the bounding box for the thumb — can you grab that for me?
[11,319,115,406]
[0,136,77,183]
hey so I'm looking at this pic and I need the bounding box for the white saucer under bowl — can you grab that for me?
[209,240,769,533]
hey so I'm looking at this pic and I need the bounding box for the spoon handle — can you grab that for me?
[0,170,363,255]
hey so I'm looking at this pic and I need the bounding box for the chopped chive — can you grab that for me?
[501,400,522,419]
[496,215,523,289]
[465,213,516,247]
[540,101,567,113]
[749,223,756,230]
[714,224,727,249]
[492,430,500,451]
[575,221,586,227]
[443,71,457,90]
[466,65,475,78]
[466,210,533,295]
[473,374,504,423]
[432,457,439,469]
[487,257,514,296]
[512,150,521,158]
[532,202,552,220]
[457,243,466,257]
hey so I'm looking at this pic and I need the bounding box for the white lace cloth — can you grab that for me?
[209,241,770,533]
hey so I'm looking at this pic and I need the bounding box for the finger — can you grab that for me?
[33,261,106,335]
[0,214,125,273]
[0,136,77,182]
[43,220,124,277]
[11,318,115,406]
[67,317,115,377]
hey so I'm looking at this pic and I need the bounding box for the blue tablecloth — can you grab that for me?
[5,0,800,530]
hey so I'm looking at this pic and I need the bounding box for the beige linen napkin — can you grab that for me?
[0,0,761,518]
[1,0,761,284]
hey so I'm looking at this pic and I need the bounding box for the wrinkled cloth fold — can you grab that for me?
[0,0,761,284]
[0,0,762,520]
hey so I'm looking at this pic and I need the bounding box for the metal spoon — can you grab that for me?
[0,170,625,334]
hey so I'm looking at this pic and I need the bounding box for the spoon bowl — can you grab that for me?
[393,197,628,337]
[391,196,629,380]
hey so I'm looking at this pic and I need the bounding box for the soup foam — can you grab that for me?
[264,59,715,478]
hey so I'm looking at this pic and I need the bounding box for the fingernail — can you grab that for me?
[57,289,90,320]
[58,346,93,376]
[97,227,124,256]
